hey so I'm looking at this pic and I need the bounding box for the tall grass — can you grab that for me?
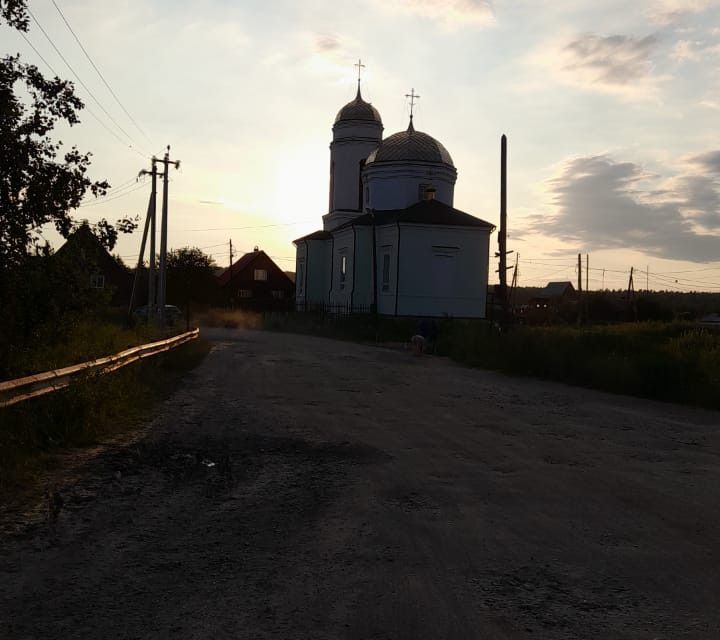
[436,322,720,408]
[0,338,210,494]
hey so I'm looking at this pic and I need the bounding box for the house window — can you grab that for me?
[238,289,252,298]
[272,290,285,299]
[340,254,347,290]
[90,274,105,289]
[254,268,268,281]
[382,254,391,292]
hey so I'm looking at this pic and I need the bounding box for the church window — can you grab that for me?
[418,184,430,201]
[272,290,285,299]
[238,289,252,298]
[340,254,347,289]
[382,254,391,292]
[254,268,268,281]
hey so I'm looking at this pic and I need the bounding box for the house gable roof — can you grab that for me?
[216,250,294,288]
[536,281,576,299]
[54,224,127,276]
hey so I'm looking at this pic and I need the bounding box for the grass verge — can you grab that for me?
[0,337,210,496]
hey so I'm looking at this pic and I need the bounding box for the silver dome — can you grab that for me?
[366,120,454,167]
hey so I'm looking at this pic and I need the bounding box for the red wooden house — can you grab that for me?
[216,248,294,310]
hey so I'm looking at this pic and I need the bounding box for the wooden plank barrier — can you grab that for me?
[0,328,200,408]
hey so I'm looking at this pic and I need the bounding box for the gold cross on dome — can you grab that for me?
[354,59,365,85]
[405,88,420,118]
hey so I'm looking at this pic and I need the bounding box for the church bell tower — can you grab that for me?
[323,61,383,231]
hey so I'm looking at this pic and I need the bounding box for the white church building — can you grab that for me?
[294,80,495,318]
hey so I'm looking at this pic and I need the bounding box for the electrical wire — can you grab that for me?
[17,31,142,154]
[175,220,316,232]
[50,0,152,144]
[79,181,147,207]
[27,7,149,157]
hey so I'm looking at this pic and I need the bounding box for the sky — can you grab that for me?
[4,0,720,291]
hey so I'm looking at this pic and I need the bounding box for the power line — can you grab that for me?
[49,0,152,145]
[79,181,147,207]
[175,220,316,232]
[27,7,149,157]
[17,30,142,155]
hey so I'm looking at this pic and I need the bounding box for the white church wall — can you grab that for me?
[294,242,308,308]
[296,238,332,307]
[327,121,382,229]
[395,225,490,318]
[329,228,355,308]
[375,225,399,315]
[364,162,456,211]
[351,226,374,309]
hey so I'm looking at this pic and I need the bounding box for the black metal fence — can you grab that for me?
[294,301,374,315]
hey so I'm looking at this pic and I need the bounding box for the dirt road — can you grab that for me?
[2,329,719,639]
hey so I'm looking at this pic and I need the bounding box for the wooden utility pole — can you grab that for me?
[156,146,180,325]
[128,178,151,317]
[586,254,589,292]
[577,253,582,293]
[136,157,161,320]
[509,253,519,310]
[627,267,635,297]
[496,134,513,324]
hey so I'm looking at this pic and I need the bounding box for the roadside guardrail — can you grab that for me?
[0,328,200,408]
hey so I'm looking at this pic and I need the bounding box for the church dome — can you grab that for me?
[366,120,454,167]
[335,87,382,124]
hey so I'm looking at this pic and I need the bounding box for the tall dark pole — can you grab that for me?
[156,146,180,325]
[158,149,170,325]
[577,253,582,293]
[498,134,508,323]
[148,159,157,319]
[128,183,152,318]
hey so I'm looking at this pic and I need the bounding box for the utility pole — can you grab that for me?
[495,134,513,325]
[509,253,519,310]
[128,176,151,317]
[577,253,582,293]
[627,266,635,297]
[229,238,235,309]
[602,268,605,290]
[586,254,589,292]
[138,157,161,321]
[156,146,181,325]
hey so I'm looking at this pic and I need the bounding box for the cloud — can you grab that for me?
[535,33,664,100]
[688,149,720,173]
[650,0,720,24]
[315,34,341,52]
[671,38,720,60]
[528,154,720,262]
[375,0,495,29]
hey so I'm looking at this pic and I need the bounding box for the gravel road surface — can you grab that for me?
[2,329,719,639]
